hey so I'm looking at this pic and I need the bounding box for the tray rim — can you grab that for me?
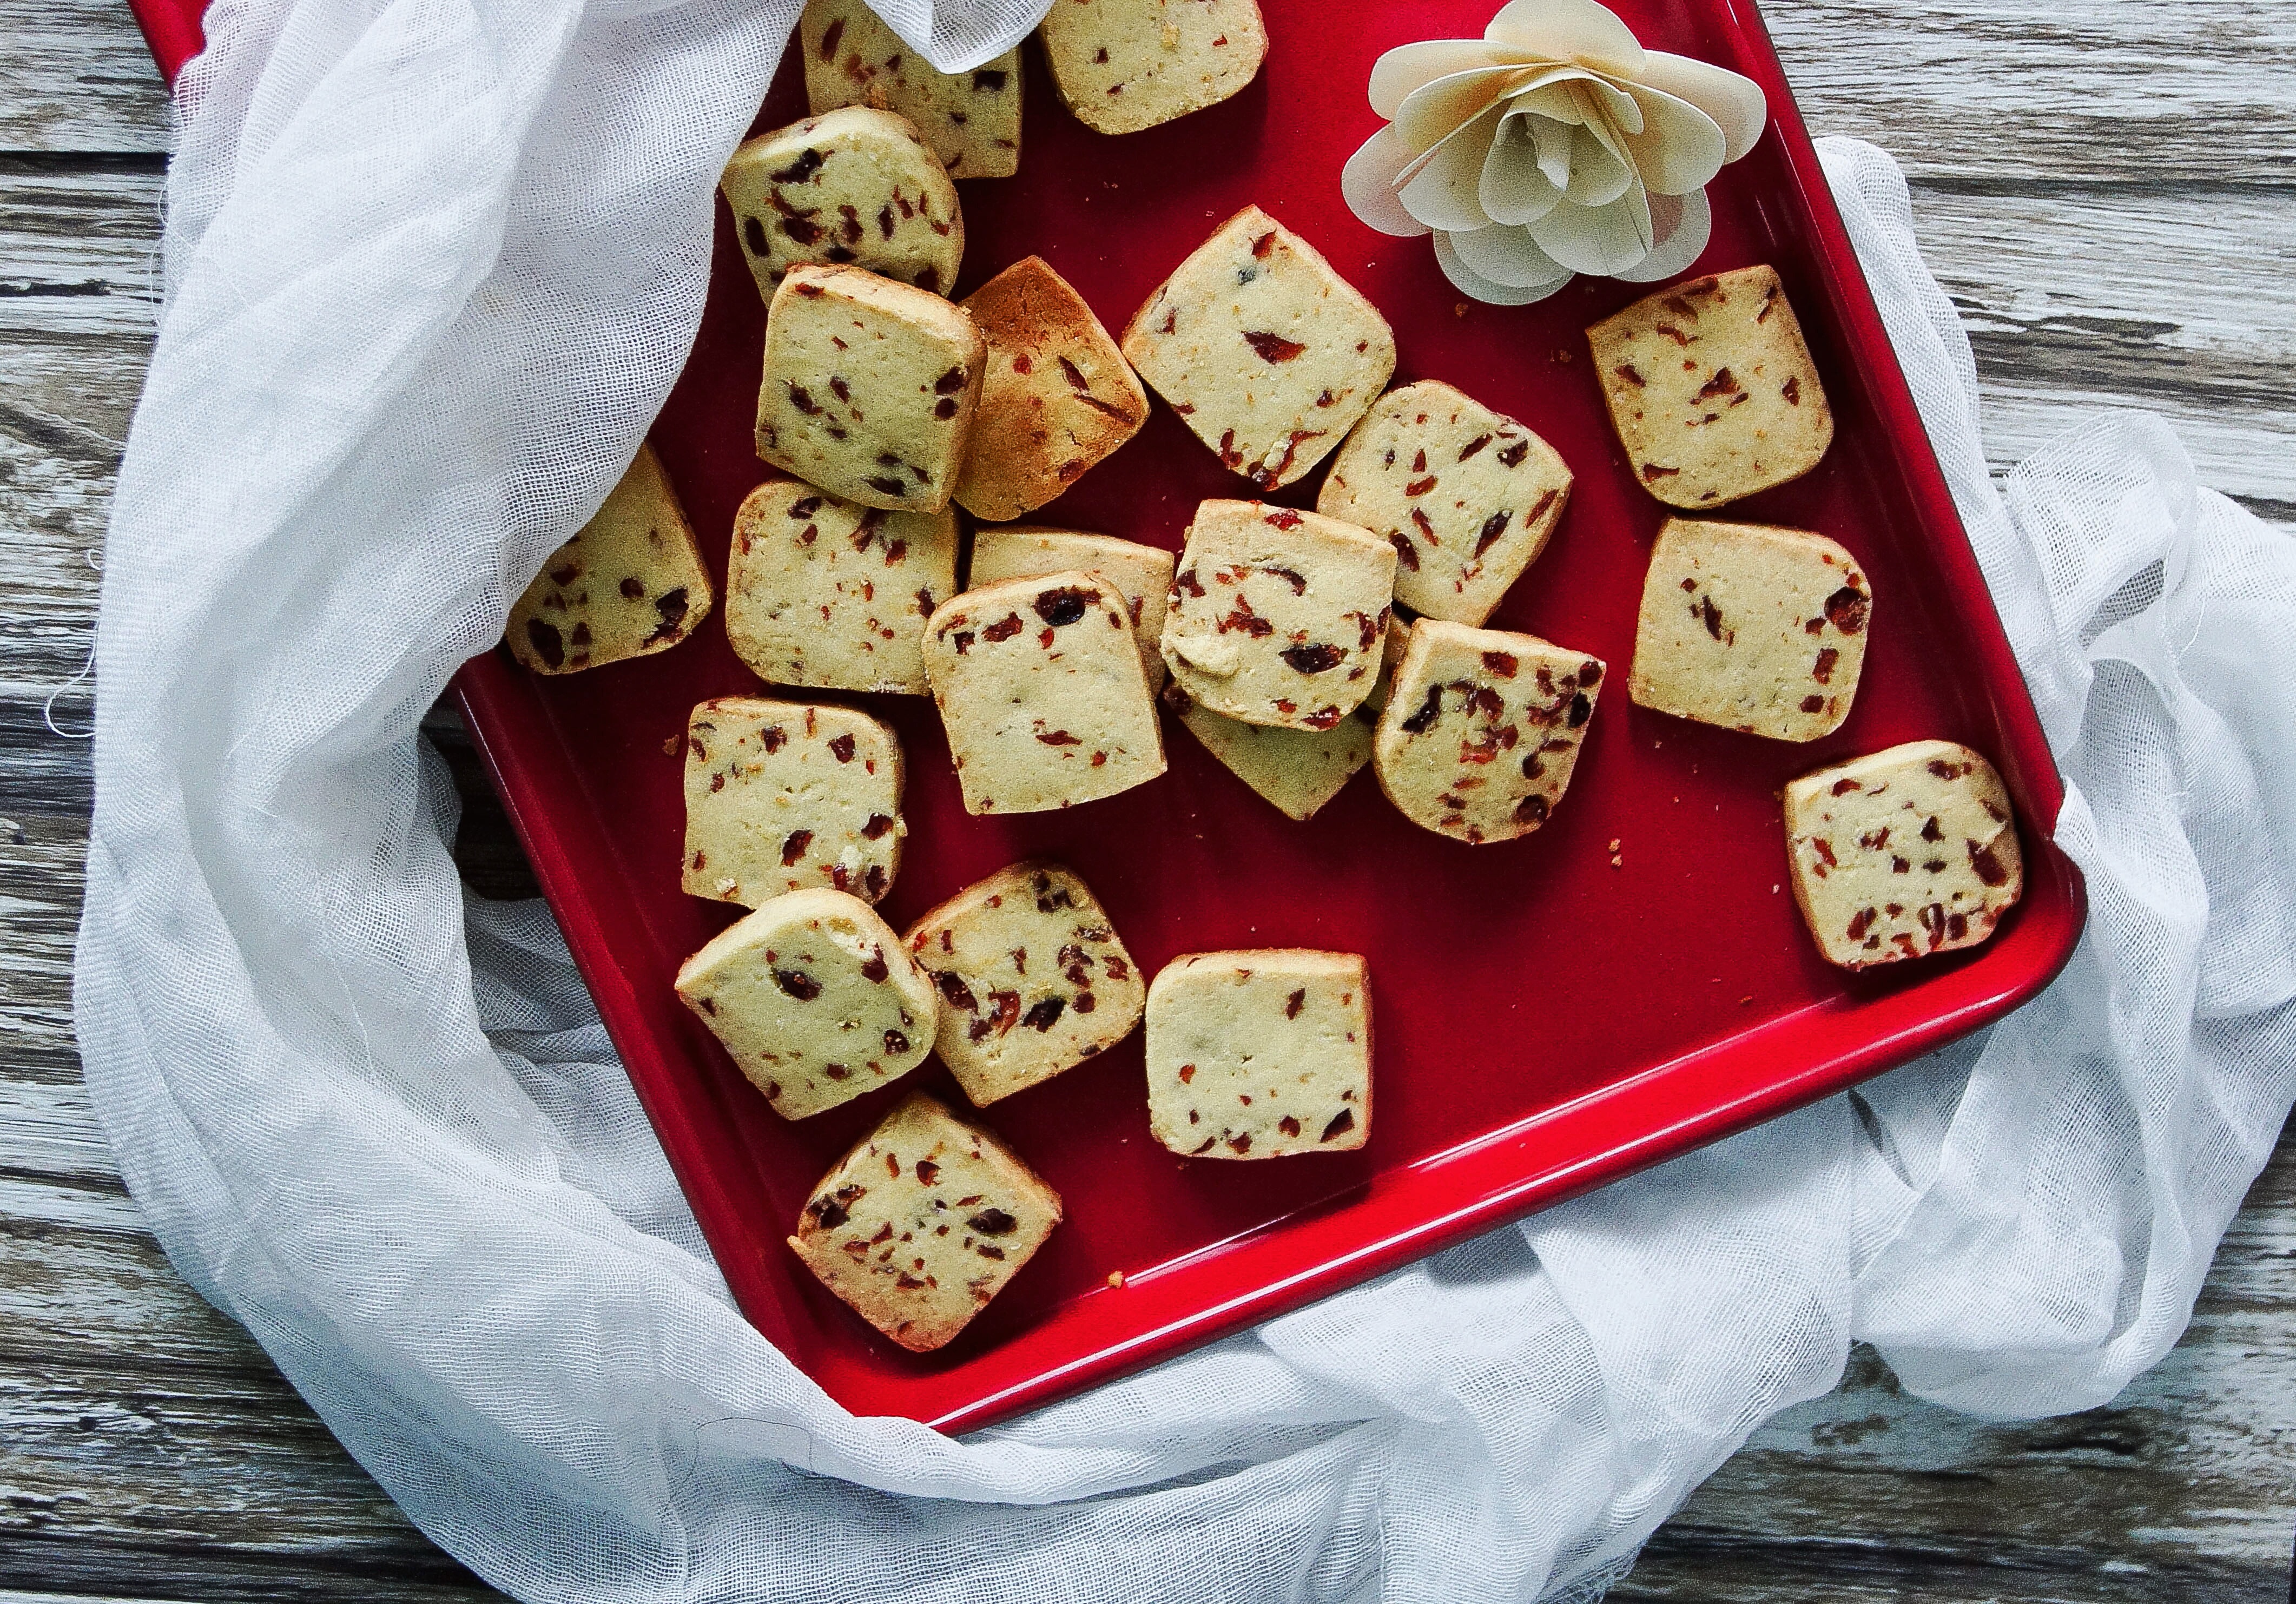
[127,0,203,80]
[124,0,2088,1435]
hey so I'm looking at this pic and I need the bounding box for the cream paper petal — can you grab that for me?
[1520,104,1580,189]
[1448,221,1575,289]
[1528,182,1653,276]
[1563,122,1633,208]
[1398,100,1510,233]
[1507,69,1600,124]
[1394,81,1511,189]
[1503,61,1617,118]
[1637,50,1768,162]
[1569,84,1639,183]
[1369,39,1530,119]
[1618,81,1726,194]
[1612,187,1712,282]
[1485,0,1645,78]
[1573,71,1644,136]
[1394,63,1542,154]
[1479,114,1565,226]
[1434,228,1575,306]
[1342,124,1435,239]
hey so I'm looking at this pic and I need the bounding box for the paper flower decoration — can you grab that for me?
[1342,0,1767,305]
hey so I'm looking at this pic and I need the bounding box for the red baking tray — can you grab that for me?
[132,0,2084,1430]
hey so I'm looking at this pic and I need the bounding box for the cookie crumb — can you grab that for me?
[1106,1270,1126,1289]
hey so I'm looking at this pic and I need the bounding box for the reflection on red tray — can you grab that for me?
[127,0,2084,1431]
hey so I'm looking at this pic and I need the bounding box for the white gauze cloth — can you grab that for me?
[74,0,2296,1597]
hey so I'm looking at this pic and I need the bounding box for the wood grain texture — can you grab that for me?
[1764,0,2296,187]
[1763,0,2296,524]
[1619,1137,2296,1601]
[0,0,171,151]
[0,0,2289,1599]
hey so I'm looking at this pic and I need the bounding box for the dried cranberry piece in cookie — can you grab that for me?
[922,572,1164,814]
[675,888,937,1120]
[1144,950,1370,1159]
[1782,740,2021,969]
[680,697,905,908]
[1158,499,1396,731]
[786,1092,1060,1351]
[1373,618,1604,845]
[903,862,1145,1105]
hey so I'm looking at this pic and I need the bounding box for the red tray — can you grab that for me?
[130,0,2084,1431]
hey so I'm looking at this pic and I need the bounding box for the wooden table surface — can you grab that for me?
[4,2,2292,1599]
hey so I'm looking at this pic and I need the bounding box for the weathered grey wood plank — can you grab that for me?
[0,160,155,750]
[0,0,171,153]
[10,0,2295,183]
[1770,0,2296,522]
[0,1167,509,1596]
[1916,188,2296,521]
[1764,0,2296,188]
[1618,1136,2296,1599]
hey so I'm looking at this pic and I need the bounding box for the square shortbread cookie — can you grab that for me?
[968,525,1174,691]
[721,108,964,300]
[786,1091,1062,1352]
[1374,619,1604,845]
[756,264,986,514]
[674,888,938,1121]
[903,862,1146,1106]
[1037,0,1269,136]
[1628,517,1873,741]
[800,0,1022,180]
[506,444,712,674]
[1171,700,1370,822]
[954,256,1149,521]
[723,478,959,695]
[1317,379,1573,626]
[1783,740,2023,969]
[1586,265,1834,509]
[1121,206,1395,491]
[1169,614,1407,821]
[1159,500,1396,730]
[922,572,1166,814]
[681,698,905,908]
[1144,950,1371,1159]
